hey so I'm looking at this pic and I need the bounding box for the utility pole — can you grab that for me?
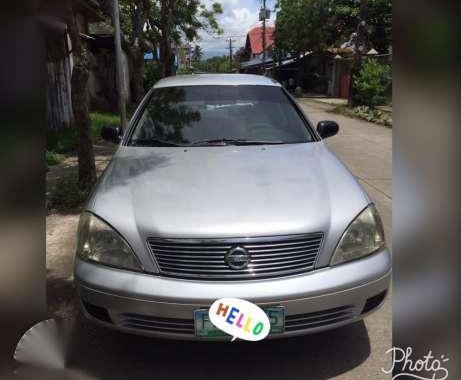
[262,0,266,69]
[259,0,270,75]
[226,38,236,72]
[112,0,127,132]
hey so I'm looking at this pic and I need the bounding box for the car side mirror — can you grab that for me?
[101,126,121,144]
[317,120,339,139]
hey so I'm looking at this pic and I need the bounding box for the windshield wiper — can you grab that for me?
[130,138,184,147]
[190,139,285,146]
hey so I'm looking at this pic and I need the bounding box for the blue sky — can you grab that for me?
[198,0,276,58]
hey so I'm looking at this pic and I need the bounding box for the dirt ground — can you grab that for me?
[46,143,115,319]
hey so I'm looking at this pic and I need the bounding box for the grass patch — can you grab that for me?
[47,112,120,153]
[90,112,120,143]
[46,150,64,166]
[330,105,392,127]
[48,175,90,212]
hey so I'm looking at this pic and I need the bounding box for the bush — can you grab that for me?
[46,150,64,166]
[353,59,391,108]
[48,175,90,211]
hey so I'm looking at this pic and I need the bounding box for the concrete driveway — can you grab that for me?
[46,100,392,380]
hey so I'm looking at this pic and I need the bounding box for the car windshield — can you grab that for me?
[128,85,314,146]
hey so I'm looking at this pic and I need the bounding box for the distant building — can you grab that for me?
[240,26,275,74]
[244,26,275,59]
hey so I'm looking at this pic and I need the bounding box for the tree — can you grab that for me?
[192,45,203,63]
[194,55,229,73]
[274,0,391,56]
[113,0,222,103]
[66,3,97,190]
[275,0,334,56]
[105,0,152,104]
[153,1,223,77]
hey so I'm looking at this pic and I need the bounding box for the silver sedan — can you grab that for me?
[74,74,391,340]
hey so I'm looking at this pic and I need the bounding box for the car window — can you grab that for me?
[128,85,314,146]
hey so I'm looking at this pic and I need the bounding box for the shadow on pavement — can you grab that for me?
[67,316,370,380]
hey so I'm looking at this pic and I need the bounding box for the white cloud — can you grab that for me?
[232,7,252,24]
[196,0,276,58]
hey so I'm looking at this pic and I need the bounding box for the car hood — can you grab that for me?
[89,143,369,269]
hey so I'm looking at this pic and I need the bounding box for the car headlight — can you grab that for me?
[331,204,385,265]
[76,212,142,271]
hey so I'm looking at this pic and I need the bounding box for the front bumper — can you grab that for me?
[74,248,391,340]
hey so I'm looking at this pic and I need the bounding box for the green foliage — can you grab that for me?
[144,61,162,90]
[353,59,391,107]
[89,112,120,142]
[332,104,392,127]
[47,128,78,153]
[46,150,64,166]
[194,55,230,73]
[48,175,90,211]
[275,0,392,55]
[276,0,335,54]
[177,66,195,75]
[118,0,223,59]
[192,45,203,63]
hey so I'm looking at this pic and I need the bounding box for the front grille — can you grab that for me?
[285,305,355,332]
[118,313,195,335]
[116,305,355,336]
[147,233,324,280]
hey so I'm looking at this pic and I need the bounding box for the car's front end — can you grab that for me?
[74,74,391,340]
[75,234,390,340]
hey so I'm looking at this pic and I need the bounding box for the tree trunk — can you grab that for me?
[127,0,146,103]
[68,8,97,190]
[160,36,172,77]
[71,50,97,190]
[159,0,173,78]
[130,46,145,103]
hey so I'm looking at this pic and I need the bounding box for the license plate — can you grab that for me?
[194,306,285,338]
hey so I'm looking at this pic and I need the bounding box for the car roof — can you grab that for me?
[153,74,281,88]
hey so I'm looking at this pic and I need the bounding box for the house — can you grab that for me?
[271,50,355,98]
[239,26,275,74]
[244,26,275,59]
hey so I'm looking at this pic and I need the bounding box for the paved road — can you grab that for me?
[46,101,392,380]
